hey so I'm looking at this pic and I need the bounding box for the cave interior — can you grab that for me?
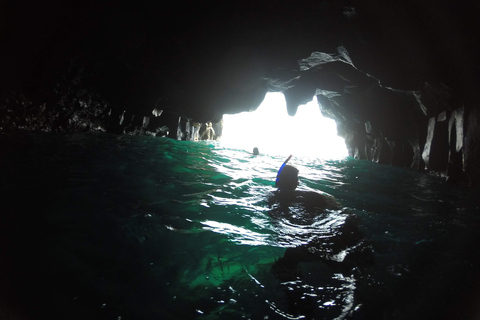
[1,0,479,184]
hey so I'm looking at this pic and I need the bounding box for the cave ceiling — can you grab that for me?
[2,0,478,122]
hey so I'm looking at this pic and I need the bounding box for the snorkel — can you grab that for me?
[275,154,292,187]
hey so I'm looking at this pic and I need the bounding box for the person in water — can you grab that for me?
[252,147,259,155]
[267,156,341,219]
[268,156,373,318]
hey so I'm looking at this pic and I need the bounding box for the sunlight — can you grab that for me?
[220,93,348,159]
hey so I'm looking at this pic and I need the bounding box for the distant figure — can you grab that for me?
[253,147,259,155]
[192,122,201,141]
[201,122,215,140]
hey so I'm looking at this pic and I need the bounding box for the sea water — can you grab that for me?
[1,132,479,320]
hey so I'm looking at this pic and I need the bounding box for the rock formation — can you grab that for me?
[1,0,479,184]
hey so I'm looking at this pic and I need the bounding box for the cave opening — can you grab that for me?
[220,92,348,159]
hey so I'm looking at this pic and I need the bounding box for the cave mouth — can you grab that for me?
[220,93,348,159]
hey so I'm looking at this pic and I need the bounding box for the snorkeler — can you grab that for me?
[268,155,341,214]
[268,156,373,300]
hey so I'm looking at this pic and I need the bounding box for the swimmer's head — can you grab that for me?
[275,164,299,191]
[253,147,259,155]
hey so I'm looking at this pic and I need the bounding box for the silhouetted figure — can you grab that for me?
[267,163,341,223]
[253,147,259,155]
[267,157,373,319]
[201,122,215,140]
[192,122,201,141]
[269,156,339,209]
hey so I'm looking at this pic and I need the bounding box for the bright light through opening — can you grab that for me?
[220,93,348,159]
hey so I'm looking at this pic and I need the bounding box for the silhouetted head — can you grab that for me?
[275,165,299,191]
[253,147,259,155]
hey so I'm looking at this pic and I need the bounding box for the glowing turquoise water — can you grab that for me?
[1,132,479,320]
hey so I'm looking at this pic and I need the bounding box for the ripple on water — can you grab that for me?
[2,133,479,320]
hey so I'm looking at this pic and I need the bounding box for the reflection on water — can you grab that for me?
[0,132,479,320]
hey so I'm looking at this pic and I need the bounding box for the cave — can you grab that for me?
[1,1,480,319]
[1,0,479,184]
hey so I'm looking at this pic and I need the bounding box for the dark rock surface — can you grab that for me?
[1,0,479,184]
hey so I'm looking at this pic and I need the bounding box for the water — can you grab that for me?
[1,132,479,320]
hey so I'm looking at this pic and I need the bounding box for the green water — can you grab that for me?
[0,132,479,320]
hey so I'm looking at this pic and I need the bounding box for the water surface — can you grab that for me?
[1,132,479,320]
